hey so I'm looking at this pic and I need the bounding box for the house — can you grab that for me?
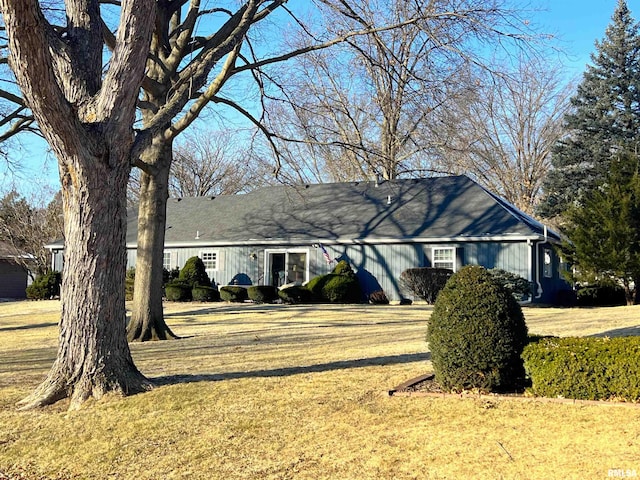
[47,175,570,303]
[0,241,29,299]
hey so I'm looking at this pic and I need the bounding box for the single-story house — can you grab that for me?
[0,241,30,299]
[47,175,570,303]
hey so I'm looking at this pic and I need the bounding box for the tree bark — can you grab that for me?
[128,138,178,341]
[19,149,153,410]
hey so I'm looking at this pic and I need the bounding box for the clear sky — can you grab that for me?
[0,0,632,200]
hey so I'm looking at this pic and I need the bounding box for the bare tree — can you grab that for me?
[431,57,573,214]
[169,130,271,198]
[264,1,538,183]
[1,0,156,409]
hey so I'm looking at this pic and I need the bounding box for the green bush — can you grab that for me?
[399,267,453,304]
[165,281,192,302]
[487,268,532,300]
[331,260,354,276]
[426,265,528,392]
[306,274,330,301]
[247,285,278,303]
[522,336,640,402]
[576,283,626,307]
[220,285,248,303]
[278,285,313,304]
[323,274,361,303]
[192,285,220,302]
[179,256,211,287]
[26,271,62,300]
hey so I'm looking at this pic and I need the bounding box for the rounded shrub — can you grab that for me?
[164,281,192,302]
[306,274,330,301]
[278,285,312,304]
[179,256,211,287]
[247,285,278,303]
[220,285,248,303]
[426,265,528,392]
[192,285,220,302]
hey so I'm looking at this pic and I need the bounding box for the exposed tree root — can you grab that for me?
[17,365,154,411]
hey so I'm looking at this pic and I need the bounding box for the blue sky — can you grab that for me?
[0,0,631,199]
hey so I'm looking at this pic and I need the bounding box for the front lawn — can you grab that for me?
[0,301,638,479]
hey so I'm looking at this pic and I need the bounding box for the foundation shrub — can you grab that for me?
[368,289,389,305]
[427,265,528,392]
[164,281,192,302]
[220,285,248,303]
[522,336,640,401]
[191,285,220,302]
[179,256,211,287]
[399,267,452,304]
[278,285,312,304]
[248,285,278,303]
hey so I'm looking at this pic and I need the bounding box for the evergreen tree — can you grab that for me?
[560,152,640,305]
[539,0,640,218]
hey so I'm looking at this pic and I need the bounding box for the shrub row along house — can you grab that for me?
[47,175,569,303]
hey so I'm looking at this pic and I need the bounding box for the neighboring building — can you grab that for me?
[0,241,29,299]
[47,175,570,303]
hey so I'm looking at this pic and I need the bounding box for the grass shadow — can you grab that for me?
[152,352,431,386]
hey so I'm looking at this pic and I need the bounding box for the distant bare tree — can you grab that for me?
[0,188,63,278]
[264,1,538,183]
[432,57,573,214]
[169,130,271,198]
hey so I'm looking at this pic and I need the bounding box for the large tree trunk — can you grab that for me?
[19,151,153,410]
[2,0,156,409]
[128,138,178,341]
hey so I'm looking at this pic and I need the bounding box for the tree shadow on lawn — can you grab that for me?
[591,325,640,337]
[0,322,58,332]
[152,352,431,386]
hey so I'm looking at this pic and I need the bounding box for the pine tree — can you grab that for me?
[539,0,640,218]
[560,152,640,305]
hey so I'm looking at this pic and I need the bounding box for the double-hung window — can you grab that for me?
[432,247,456,271]
[200,251,219,277]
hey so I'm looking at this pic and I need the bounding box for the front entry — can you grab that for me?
[266,250,308,287]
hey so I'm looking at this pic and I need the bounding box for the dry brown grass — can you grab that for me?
[1,300,639,479]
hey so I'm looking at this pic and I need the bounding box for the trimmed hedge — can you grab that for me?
[522,336,640,402]
[399,267,452,304]
[247,285,278,303]
[576,283,626,307]
[220,285,248,303]
[192,285,220,302]
[278,285,312,304]
[165,281,192,302]
[427,265,528,392]
[306,260,362,303]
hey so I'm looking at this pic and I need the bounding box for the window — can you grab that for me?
[163,251,172,271]
[433,247,456,271]
[200,251,218,272]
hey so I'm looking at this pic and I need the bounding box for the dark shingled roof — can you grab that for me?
[127,175,557,247]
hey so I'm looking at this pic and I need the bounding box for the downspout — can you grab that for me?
[522,239,534,304]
